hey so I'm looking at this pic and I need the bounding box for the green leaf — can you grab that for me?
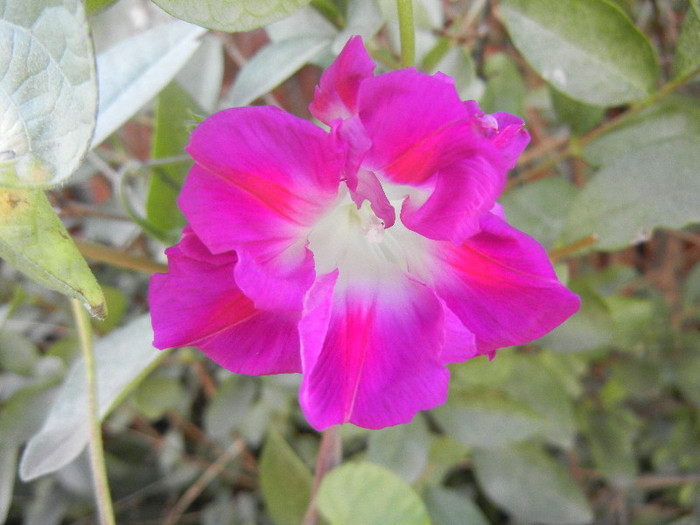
[425,42,477,99]
[0,329,39,375]
[605,295,654,349]
[0,0,97,187]
[500,0,658,106]
[550,86,606,136]
[562,137,700,251]
[131,374,187,420]
[433,396,543,449]
[146,82,197,238]
[91,20,206,147]
[583,96,700,167]
[581,406,638,487]
[538,285,614,351]
[0,188,105,318]
[479,52,526,118]
[673,1,700,80]
[0,445,17,524]
[152,0,312,32]
[225,36,332,107]
[317,462,432,525]
[500,177,578,250]
[367,417,431,483]
[503,357,576,449]
[670,344,700,408]
[85,0,118,15]
[92,285,127,334]
[0,383,59,447]
[259,430,313,525]
[423,487,489,525]
[19,315,164,480]
[204,375,256,445]
[472,443,593,524]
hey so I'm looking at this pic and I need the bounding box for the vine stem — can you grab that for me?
[71,299,116,525]
[302,425,342,525]
[75,239,168,274]
[397,0,415,67]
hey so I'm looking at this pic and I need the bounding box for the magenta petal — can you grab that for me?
[400,152,506,243]
[491,112,530,169]
[431,213,580,354]
[309,36,375,123]
[465,101,530,170]
[185,107,342,227]
[179,165,315,310]
[357,69,474,184]
[440,302,478,363]
[149,229,301,374]
[180,106,343,309]
[349,169,396,228]
[299,275,449,430]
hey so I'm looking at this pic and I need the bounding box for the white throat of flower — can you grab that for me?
[307,186,430,285]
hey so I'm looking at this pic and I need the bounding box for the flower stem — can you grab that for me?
[302,426,342,525]
[397,0,416,67]
[71,299,116,525]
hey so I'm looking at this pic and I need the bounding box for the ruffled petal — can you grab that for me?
[149,229,301,374]
[357,69,475,185]
[440,301,478,363]
[464,101,530,170]
[179,165,316,310]
[180,106,343,308]
[430,212,580,354]
[185,106,342,230]
[309,35,375,123]
[400,152,507,243]
[349,169,396,228]
[299,273,449,430]
[490,113,530,169]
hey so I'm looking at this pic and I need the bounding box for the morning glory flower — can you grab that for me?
[149,37,579,430]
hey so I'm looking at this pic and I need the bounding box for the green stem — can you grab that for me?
[397,0,415,67]
[71,299,116,525]
[75,239,168,274]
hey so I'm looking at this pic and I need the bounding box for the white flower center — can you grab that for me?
[307,186,431,285]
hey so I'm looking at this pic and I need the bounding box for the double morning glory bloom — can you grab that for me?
[149,37,579,430]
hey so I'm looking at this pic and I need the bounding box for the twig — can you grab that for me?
[163,438,246,525]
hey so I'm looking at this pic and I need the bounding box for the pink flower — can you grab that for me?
[149,37,579,430]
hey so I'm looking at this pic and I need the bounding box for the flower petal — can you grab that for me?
[357,69,475,185]
[430,212,580,354]
[185,106,342,231]
[149,229,301,374]
[180,106,343,308]
[349,169,396,228]
[400,153,507,243]
[490,113,530,169]
[309,35,375,123]
[440,301,478,363]
[179,165,316,310]
[464,101,530,169]
[299,273,449,430]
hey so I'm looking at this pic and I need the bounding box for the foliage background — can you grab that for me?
[1,0,700,523]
